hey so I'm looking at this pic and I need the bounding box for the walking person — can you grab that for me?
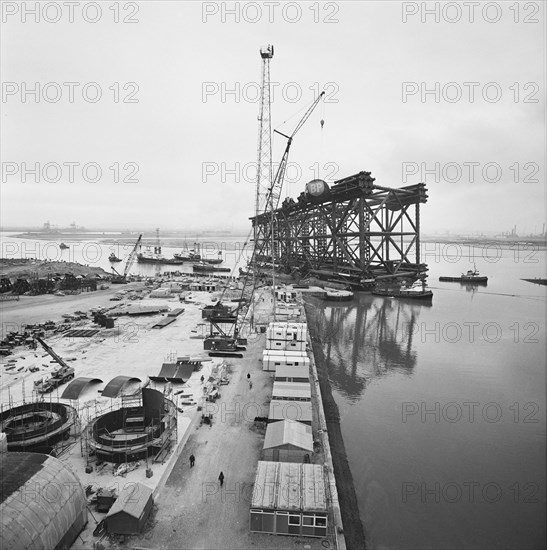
[218,471,224,487]
[247,373,251,381]
[190,454,195,467]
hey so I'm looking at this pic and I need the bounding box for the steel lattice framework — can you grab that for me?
[251,170,428,287]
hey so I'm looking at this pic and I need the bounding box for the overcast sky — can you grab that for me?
[1,1,545,235]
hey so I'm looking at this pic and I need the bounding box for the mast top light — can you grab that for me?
[260,44,274,58]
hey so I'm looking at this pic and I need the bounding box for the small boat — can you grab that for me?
[193,263,231,273]
[372,281,433,302]
[173,250,201,262]
[521,278,547,286]
[439,267,488,284]
[59,243,69,249]
[137,253,184,265]
[174,242,204,262]
[324,288,354,302]
[200,252,223,265]
[108,253,122,262]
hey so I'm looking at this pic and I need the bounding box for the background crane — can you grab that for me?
[252,90,325,271]
[111,234,142,284]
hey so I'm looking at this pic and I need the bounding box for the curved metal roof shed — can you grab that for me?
[60,377,103,399]
[101,375,141,398]
[0,452,88,549]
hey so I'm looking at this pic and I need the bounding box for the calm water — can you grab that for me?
[0,232,251,277]
[306,246,546,550]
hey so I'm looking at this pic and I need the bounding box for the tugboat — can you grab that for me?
[136,229,184,265]
[137,251,184,265]
[174,242,202,262]
[173,248,201,262]
[108,252,122,262]
[440,265,488,284]
[372,280,433,302]
[59,243,69,249]
[201,251,224,265]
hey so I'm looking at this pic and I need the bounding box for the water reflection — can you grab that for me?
[305,295,425,401]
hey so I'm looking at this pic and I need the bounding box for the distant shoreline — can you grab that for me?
[8,232,545,247]
[1,229,248,241]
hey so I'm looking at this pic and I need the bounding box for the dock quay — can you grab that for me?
[1,282,352,550]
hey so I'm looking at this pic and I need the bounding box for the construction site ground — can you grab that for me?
[1,284,337,550]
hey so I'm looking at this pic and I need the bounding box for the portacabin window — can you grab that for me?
[288,514,301,526]
[315,516,327,527]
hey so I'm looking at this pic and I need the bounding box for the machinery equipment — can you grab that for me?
[111,234,142,283]
[33,337,75,393]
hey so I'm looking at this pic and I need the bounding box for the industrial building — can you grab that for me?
[272,381,311,402]
[266,322,308,342]
[250,461,327,538]
[274,365,310,383]
[105,482,154,535]
[261,420,313,463]
[262,352,310,371]
[0,453,88,549]
[268,400,313,425]
[266,321,308,352]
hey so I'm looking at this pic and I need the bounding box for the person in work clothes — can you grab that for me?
[218,471,224,487]
[190,454,195,467]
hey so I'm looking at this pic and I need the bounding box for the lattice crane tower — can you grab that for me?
[254,45,274,229]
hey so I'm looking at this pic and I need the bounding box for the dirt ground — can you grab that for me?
[1,286,340,550]
[0,258,110,279]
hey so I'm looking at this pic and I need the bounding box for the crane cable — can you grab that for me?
[319,98,325,180]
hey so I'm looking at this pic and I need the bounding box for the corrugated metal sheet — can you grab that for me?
[302,464,327,512]
[61,377,103,399]
[274,365,310,381]
[0,453,87,550]
[269,400,313,423]
[272,382,311,400]
[149,363,196,382]
[101,376,142,398]
[251,460,278,509]
[251,461,326,513]
[263,420,313,452]
[277,462,301,510]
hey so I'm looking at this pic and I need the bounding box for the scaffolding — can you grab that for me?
[0,397,78,454]
[82,389,178,465]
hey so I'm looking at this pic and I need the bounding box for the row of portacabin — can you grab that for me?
[262,350,309,371]
[250,316,328,539]
[250,461,328,538]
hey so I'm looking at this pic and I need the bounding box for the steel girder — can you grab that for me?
[251,171,428,285]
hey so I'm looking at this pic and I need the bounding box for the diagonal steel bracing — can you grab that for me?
[251,171,428,287]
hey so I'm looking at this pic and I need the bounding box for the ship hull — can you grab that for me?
[372,289,433,301]
[439,276,488,284]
